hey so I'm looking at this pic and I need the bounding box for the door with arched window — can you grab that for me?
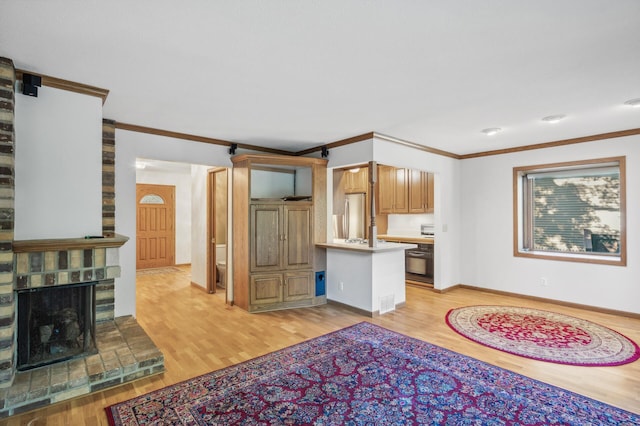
[136,184,176,269]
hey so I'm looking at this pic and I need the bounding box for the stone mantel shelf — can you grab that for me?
[12,233,129,253]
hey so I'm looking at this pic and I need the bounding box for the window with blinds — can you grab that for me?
[514,157,626,266]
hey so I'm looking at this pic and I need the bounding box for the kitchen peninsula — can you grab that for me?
[316,240,416,316]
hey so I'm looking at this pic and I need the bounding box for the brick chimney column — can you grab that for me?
[0,57,16,388]
[102,119,116,234]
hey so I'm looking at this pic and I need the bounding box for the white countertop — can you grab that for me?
[316,240,416,253]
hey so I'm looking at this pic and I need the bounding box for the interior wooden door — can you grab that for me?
[136,184,175,269]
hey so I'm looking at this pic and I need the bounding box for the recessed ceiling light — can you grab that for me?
[541,114,566,123]
[624,98,640,108]
[481,127,502,136]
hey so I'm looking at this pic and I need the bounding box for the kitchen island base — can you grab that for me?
[317,241,415,316]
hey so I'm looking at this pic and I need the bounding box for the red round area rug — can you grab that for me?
[446,306,640,366]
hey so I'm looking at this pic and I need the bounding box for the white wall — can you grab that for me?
[326,139,374,169]
[115,130,232,317]
[136,167,192,265]
[14,86,102,240]
[460,135,640,313]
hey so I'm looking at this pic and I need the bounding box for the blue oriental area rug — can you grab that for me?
[106,322,639,425]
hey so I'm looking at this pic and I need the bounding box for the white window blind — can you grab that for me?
[523,164,621,255]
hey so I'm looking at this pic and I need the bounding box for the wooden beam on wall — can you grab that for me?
[15,69,110,104]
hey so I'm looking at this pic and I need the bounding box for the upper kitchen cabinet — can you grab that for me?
[232,154,327,313]
[426,172,434,212]
[378,165,433,214]
[343,167,368,194]
[408,170,434,213]
[377,165,408,214]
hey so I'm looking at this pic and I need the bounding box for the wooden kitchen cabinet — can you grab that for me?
[232,154,327,313]
[426,172,434,212]
[408,170,434,213]
[377,165,408,214]
[343,167,368,193]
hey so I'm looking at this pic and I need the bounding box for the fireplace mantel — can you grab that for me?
[12,233,129,253]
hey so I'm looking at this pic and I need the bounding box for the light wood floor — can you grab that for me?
[6,266,640,424]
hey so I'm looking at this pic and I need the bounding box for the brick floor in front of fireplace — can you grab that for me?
[0,316,164,418]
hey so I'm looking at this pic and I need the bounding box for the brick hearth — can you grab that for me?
[0,316,163,416]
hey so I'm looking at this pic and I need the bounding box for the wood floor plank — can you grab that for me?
[5,265,640,424]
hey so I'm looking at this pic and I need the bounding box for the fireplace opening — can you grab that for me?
[17,281,97,371]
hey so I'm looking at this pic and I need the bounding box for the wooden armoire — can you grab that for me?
[231,154,327,312]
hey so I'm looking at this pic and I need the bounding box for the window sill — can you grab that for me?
[515,249,625,266]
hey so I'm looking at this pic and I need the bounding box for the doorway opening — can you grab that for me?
[207,168,229,296]
[134,159,230,302]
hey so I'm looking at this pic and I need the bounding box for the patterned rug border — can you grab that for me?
[446,305,640,367]
[106,321,640,424]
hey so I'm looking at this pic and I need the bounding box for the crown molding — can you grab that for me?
[114,122,292,156]
[294,132,374,156]
[372,133,461,159]
[294,132,461,159]
[460,128,640,159]
[114,122,640,162]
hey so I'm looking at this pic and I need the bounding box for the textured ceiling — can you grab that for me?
[1,0,639,155]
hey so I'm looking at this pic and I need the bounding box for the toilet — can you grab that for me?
[216,244,226,288]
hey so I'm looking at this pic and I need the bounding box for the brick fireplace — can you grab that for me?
[0,57,164,417]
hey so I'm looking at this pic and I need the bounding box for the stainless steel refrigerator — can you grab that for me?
[333,193,366,239]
